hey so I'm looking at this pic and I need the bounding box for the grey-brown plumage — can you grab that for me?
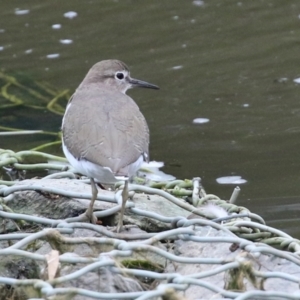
[62,60,158,181]
[63,83,149,176]
[61,59,159,231]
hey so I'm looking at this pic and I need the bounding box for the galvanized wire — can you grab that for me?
[0,149,300,299]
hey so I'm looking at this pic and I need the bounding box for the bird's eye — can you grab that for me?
[116,72,124,80]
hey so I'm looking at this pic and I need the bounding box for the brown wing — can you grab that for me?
[62,84,149,175]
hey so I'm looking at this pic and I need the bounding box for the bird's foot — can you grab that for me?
[115,220,123,233]
[112,222,128,233]
[78,207,98,224]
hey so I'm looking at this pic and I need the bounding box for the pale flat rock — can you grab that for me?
[167,226,300,299]
[5,178,190,231]
[14,178,115,210]
[2,178,300,299]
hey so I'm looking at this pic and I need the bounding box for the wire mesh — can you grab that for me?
[1,149,300,300]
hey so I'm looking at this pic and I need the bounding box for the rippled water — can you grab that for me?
[1,0,300,236]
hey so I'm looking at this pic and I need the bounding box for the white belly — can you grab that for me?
[62,140,144,184]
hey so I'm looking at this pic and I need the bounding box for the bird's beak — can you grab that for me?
[128,77,159,90]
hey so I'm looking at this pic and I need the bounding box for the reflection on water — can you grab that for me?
[1,0,300,236]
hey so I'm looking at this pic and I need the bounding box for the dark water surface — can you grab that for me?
[1,1,300,236]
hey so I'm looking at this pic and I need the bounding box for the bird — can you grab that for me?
[61,59,159,232]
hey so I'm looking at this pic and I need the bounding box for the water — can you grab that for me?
[1,0,300,236]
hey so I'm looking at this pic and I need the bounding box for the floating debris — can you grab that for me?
[46,53,60,59]
[293,77,300,84]
[63,11,78,19]
[52,24,61,29]
[193,0,205,6]
[59,39,73,45]
[216,175,247,184]
[193,118,210,124]
[172,65,183,70]
[15,8,30,15]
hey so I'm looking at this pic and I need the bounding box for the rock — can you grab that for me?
[3,178,190,232]
[166,226,300,299]
[2,178,300,299]
[0,256,40,299]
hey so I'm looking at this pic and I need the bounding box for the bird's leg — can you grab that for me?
[116,180,129,233]
[84,177,98,224]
